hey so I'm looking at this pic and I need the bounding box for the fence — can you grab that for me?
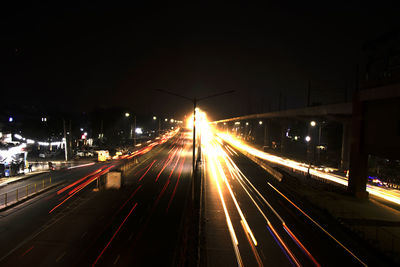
[0,177,52,209]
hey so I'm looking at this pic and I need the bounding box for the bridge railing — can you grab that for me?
[0,177,52,209]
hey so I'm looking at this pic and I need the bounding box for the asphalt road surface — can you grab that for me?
[0,131,192,266]
[202,137,392,267]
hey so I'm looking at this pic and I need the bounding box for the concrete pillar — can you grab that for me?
[280,121,286,153]
[263,120,270,148]
[340,121,351,171]
[348,97,369,198]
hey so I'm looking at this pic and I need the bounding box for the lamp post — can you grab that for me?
[156,89,235,174]
[305,135,311,177]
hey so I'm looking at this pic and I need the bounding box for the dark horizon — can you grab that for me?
[2,2,400,120]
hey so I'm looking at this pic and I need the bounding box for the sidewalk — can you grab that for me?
[200,155,237,267]
[0,170,49,189]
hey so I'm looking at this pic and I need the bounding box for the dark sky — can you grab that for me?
[1,2,399,120]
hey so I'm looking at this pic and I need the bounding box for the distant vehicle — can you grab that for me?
[112,151,123,159]
[97,150,110,162]
[76,151,94,157]
[76,151,85,157]
[368,176,383,186]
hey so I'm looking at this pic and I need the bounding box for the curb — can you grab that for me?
[0,181,64,212]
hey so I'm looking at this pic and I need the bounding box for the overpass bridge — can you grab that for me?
[212,83,400,198]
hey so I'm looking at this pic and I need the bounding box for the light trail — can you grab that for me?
[156,147,179,181]
[116,185,142,214]
[218,132,400,207]
[166,157,186,213]
[68,165,114,196]
[92,203,138,267]
[267,182,367,267]
[139,160,157,181]
[240,220,264,267]
[50,165,114,213]
[67,162,96,169]
[57,167,104,195]
[207,150,243,266]
[213,142,258,246]
[209,134,320,266]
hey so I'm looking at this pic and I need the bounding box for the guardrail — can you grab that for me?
[0,177,52,209]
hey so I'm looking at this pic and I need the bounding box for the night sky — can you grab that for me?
[1,2,399,120]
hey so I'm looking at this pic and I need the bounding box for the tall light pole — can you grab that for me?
[305,135,311,176]
[156,89,235,174]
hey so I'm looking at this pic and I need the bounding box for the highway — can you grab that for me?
[218,132,400,206]
[202,128,391,266]
[0,130,192,266]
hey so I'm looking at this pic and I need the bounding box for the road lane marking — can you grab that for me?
[113,254,120,265]
[56,251,66,262]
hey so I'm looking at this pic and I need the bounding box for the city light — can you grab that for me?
[310,121,316,127]
[170,119,174,123]
[153,116,157,120]
[135,128,143,134]
[165,118,168,121]
[305,136,311,142]
[259,121,263,125]
[125,112,130,117]
[8,117,13,122]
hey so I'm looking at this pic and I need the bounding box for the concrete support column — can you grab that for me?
[340,121,351,171]
[280,122,286,153]
[263,120,270,148]
[348,97,369,198]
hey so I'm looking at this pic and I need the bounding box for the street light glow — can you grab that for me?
[305,136,311,142]
[8,117,13,122]
[310,121,316,127]
[153,116,157,120]
[259,121,263,125]
[125,112,130,117]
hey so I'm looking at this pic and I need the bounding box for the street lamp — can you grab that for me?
[153,116,157,120]
[125,112,130,117]
[259,120,263,125]
[305,135,311,176]
[310,121,316,127]
[156,88,235,174]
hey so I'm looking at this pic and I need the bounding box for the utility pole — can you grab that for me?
[156,89,234,175]
[63,119,68,161]
[158,117,161,136]
[134,115,137,147]
[307,80,311,107]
